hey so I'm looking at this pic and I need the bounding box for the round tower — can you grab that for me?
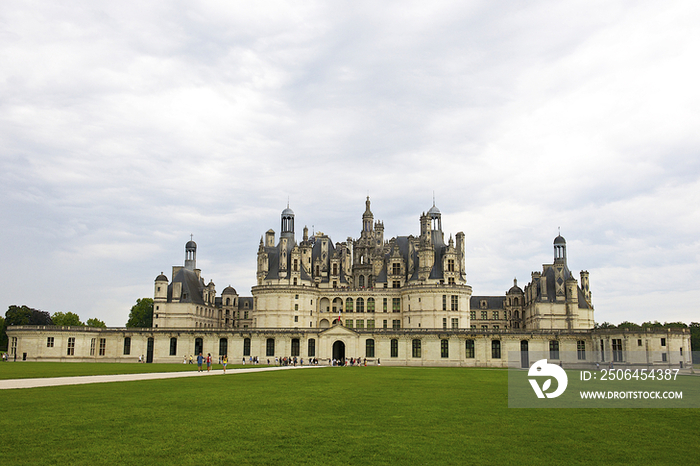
[154,272,168,302]
[185,238,197,270]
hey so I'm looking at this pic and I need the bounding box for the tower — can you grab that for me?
[184,237,197,271]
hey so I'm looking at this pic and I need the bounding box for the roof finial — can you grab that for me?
[432,191,435,207]
[190,233,193,241]
[558,226,561,236]
[287,196,289,209]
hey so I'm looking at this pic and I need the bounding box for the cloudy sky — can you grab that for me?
[1,1,699,327]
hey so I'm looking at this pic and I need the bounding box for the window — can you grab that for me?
[392,263,401,275]
[346,298,353,312]
[333,263,338,275]
[491,340,501,359]
[367,298,375,312]
[170,337,178,356]
[470,311,476,320]
[291,338,300,357]
[10,337,17,357]
[266,338,275,357]
[443,318,447,329]
[383,298,388,312]
[391,339,399,358]
[392,320,400,330]
[493,325,499,330]
[356,320,364,329]
[442,295,447,311]
[448,277,455,285]
[451,295,458,311]
[366,339,375,358]
[308,339,316,357]
[367,320,375,329]
[47,337,54,348]
[243,338,251,356]
[346,320,353,328]
[412,339,421,358]
[481,311,488,320]
[549,341,559,359]
[662,353,667,362]
[441,339,449,358]
[612,339,623,362]
[383,320,388,329]
[219,338,227,356]
[99,338,106,355]
[492,311,499,320]
[638,339,642,347]
[392,298,400,312]
[392,280,400,289]
[481,325,488,330]
[359,275,364,287]
[123,337,131,355]
[357,298,364,313]
[244,311,249,319]
[465,340,475,358]
[294,304,299,311]
[294,316,298,322]
[90,338,96,356]
[447,259,455,272]
[293,259,298,272]
[577,340,586,360]
[451,318,458,329]
[661,338,666,347]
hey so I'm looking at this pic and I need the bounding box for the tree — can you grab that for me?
[690,323,700,364]
[126,298,153,328]
[595,322,615,329]
[6,305,53,326]
[0,316,6,351]
[641,321,663,328]
[52,312,84,327]
[86,318,107,328]
[663,321,688,328]
[617,321,641,330]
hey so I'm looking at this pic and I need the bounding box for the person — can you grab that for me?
[377,358,381,366]
[206,353,212,372]
[138,355,142,363]
[189,355,193,364]
[596,362,600,371]
[222,354,228,374]
[183,355,187,364]
[242,357,246,365]
[197,353,204,372]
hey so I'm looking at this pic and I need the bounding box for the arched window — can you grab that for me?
[491,340,501,359]
[169,337,177,356]
[356,298,364,313]
[226,297,230,306]
[346,298,353,312]
[367,297,375,312]
[441,339,449,358]
[359,275,364,287]
[366,339,375,358]
[514,297,519,306]
[412,339,421,358]
[514,310,520,319]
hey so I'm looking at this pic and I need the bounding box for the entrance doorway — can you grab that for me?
[146,338,154,363]
[332,340,345,363]
[520,340,529,368]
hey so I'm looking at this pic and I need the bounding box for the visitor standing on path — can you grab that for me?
[222,355,228,374]
[197,353,204,372]
[206,353,212,372]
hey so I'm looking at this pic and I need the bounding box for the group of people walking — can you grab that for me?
[195,353,229,373]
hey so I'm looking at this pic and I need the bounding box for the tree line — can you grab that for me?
[1,298,154,350]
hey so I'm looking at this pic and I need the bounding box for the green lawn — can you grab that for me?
[1,366,697,465]
[0,362,267,379]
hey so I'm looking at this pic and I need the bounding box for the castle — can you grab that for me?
[7,198,690,367]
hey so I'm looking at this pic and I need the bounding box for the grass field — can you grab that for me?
[1,365,697,465]
[0,362,259,380]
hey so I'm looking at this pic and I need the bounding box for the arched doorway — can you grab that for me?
[520,340,529,368]
[332,341,345,363]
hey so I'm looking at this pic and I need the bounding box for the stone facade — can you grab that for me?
[5,198,692,368]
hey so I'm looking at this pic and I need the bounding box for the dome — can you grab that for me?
[508,279,522,294]
[554,235,566,245]
[222,285,237,295]
[428,204,441,215]
[186,240,197,249]
[282,207,294,216]
[155,273,168,282]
